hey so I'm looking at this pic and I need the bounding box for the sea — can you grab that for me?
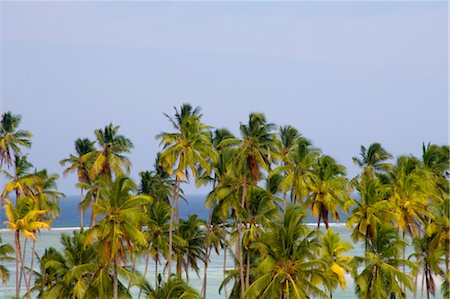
[0,195,442,298]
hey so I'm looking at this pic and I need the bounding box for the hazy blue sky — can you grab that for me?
[1,1,448,195]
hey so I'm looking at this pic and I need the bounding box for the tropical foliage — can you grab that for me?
[0,109,448,299]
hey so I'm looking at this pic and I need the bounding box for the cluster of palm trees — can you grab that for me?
[0,107,448,299]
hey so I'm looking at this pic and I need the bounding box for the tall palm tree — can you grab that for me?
[86,176,152,299]
[276,137,319,206]
[276,125,301,211]
[352,143,392,179]
[410,234,444,299]
[319,229,353,298]
[173,214,206,283]
[241,186,279,290]
[200,128,238,298]
[139,200,170,299]
[307,155,351,229]
[245,205,328,298]
[421,143,450,278]
[346,177,396,253]
[351,225,416,299]
[0,111,32,170]
[60,137,95,229]
[231,112,278,296]
[388,156,434,238]
[4,196,49,298]
[88,123,134,180]
[157,103,216,276]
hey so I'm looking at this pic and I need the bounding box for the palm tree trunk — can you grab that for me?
[202,203,214,298]
[127,253,137,291]
[27,237,37,290]
[238,183,247,297]
[185,263,190,283]
[90,190,99,227]
[176,256,182,277]
[236,222,244,298]
[113,254,119,299]
[175,176,180,224]
[137,252,150,299]
[19,236,28,294]
[413,271,418,299]
[223,244,228,299]
[15,231,20,298]
[17,233,31,298]
[245,248,251,290]
[155,256,159,289]
[202,246,210,297]
[421,270,425,299]
[80,188,84,230]
[168,177,179,277]
[283,191,287,214]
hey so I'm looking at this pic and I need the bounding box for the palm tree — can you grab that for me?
[410,234,444,299]
[139,200,170,299]
[346,177,396,253]
[173,214,207,283]
[307,155,351,229]
[2,154,35,199]
[319,229,353,298]
[276,125,301,211]
[0,236,14,284]
[241,186,279,290]
[245,205,328,298]
[0,111,32,170]
[352,143,392,179]
[31,230,96,298]
[86,176,152,299]
[276,137,319,206]
[60,138,95,229]
[231,112,278,296]
[351,225,416,299]
[200,128,238,297]
[88,123,134,180]
[388,156,434,238]
[142,275,201,299]
[157,103,216,276]
[4,196,49,298]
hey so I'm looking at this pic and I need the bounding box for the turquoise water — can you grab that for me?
[0,196,444,298]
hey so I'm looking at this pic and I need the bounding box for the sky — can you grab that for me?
[1,1,448,195]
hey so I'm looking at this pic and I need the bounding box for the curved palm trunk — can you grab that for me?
[19,236,28,294]
[237,183,247,297]
[113,254,119,299]
[202,247,210,297]
[27,237,37,289]
[16,232,31,298]
[168,177,179,277]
